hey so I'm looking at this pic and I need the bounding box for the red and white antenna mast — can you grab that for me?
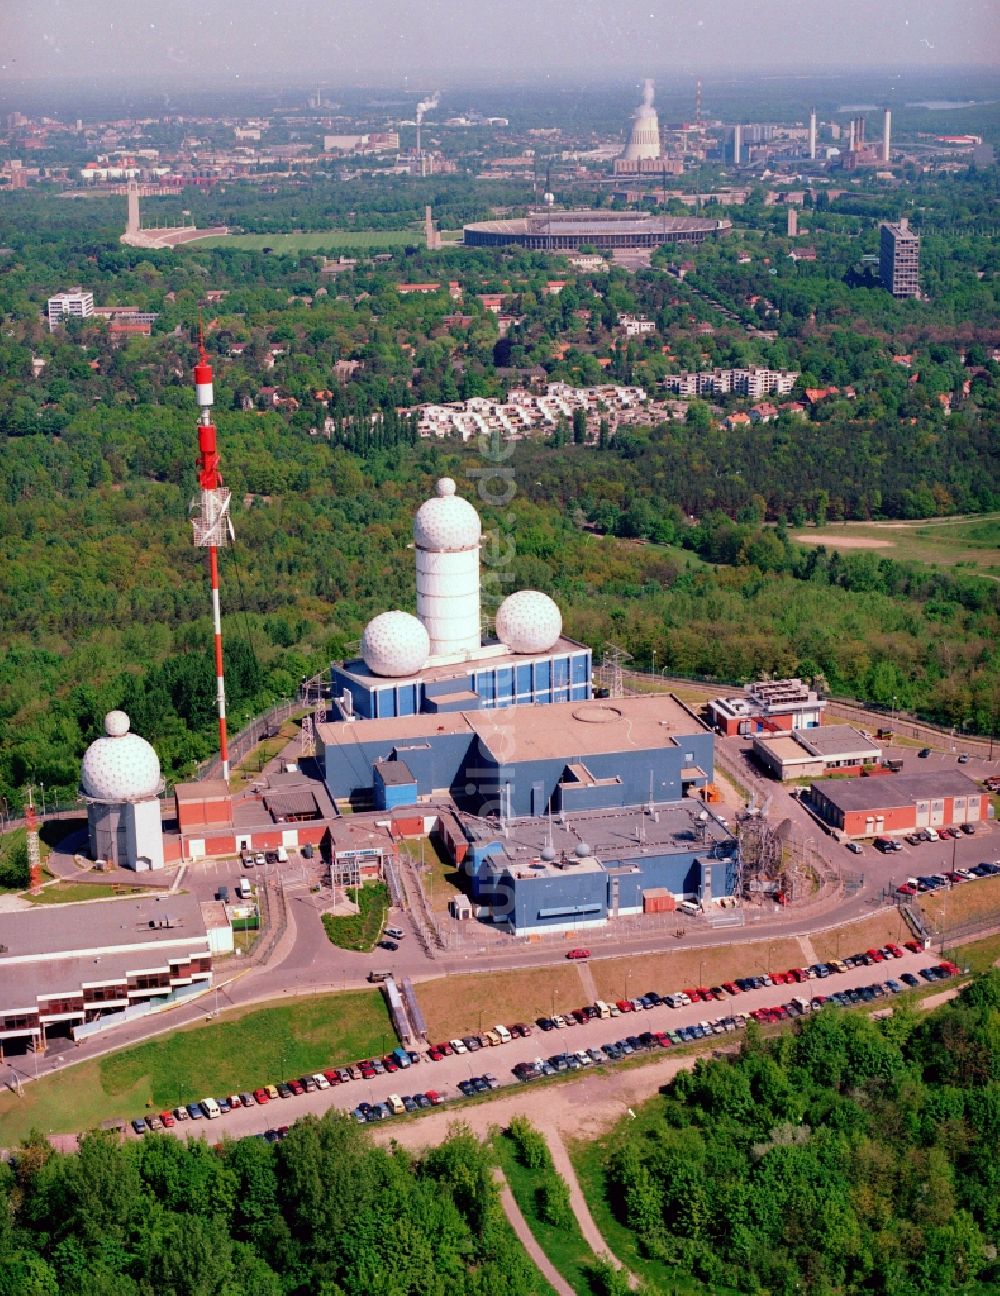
[191,328,234,780]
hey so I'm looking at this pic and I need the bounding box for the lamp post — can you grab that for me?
[39,783,46,817]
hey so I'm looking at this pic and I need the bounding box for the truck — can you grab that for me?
[494,1024,512,1044]
[276,846,289,863]
[386,1094,405,1116]
[237,877,252,899]
[367,969,392,984]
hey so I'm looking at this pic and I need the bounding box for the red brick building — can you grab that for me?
[809,770,989,838]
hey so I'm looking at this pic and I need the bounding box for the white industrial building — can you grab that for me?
[81,710,165,870]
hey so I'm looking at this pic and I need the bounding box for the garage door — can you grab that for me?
[930,799,945,827]
[952,796,967,825]
[915,800,929,827]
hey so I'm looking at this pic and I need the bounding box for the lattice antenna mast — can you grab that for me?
[191,326,234,779]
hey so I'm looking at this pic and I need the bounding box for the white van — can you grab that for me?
[200,1097,221,1120]
[385,927,404,940]
[276,846,289,863]
[494,1024,512,1044]
[237,877,252,899]
[595,1001,612,1019]
[677,900,701,916]
[387,1093,405,1115]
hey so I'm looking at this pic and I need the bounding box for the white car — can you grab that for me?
[450,1039,467,1054]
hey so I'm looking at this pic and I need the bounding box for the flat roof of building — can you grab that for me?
[175,779,231,802]
[0,891,207,966]
[318,692,707,764]
[334,635,588,689]
[797,725,880,758]
[461,799,730,876]
[467,694,707,763]
[810,770,983,812]
[756,733,811,761]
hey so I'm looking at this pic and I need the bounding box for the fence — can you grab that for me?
[197,697,299,782]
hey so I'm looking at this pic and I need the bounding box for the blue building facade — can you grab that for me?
[473,840,739,934]
[331,642,592,721]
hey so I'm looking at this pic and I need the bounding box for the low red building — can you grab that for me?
[809,770,989,838]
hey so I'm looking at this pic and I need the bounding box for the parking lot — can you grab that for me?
[134,941,955,1147]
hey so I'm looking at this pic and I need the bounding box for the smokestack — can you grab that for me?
[733,123,742,166]
[808,108,817,160]
[787,207,798,238]
[849,118,856,152]
[882,107,892,163]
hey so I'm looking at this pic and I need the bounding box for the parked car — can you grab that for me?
[131,1118,147,1135]
[918,748,931,758]
[565,948,591,960]
[846,841,864,854]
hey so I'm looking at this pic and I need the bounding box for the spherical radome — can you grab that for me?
[361,611,431,678]
[413,477,481,552]
[496,590,562,655]
[81,712,163,803]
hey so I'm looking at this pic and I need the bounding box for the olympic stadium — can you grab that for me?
[463,209,731,251]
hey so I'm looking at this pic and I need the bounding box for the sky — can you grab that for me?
[2,0,998,87]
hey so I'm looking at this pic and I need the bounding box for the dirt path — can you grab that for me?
[540,1123,632,1283]
[798,935,820,966]
[576,962,599,1004]
[492,1166,575,1296]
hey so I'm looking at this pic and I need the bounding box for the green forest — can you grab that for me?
[0,173,998,811]
[589,971,1000,1295]
[0,1117,553,1296]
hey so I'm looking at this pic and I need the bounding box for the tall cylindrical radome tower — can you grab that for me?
[413,477,481,657]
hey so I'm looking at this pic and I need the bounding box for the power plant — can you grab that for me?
[623,78,661,161]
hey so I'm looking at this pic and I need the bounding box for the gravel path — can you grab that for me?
[491,1165,575,1296]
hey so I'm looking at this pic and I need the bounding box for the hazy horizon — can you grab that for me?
[3,0,998,91]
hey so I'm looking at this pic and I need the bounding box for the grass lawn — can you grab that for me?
[791,512,1000,578]
[949,930,1000,975]
[25,881,151,905]
[418,966,586,1040]
[811,909,913,963]
[397,835,464,916]
[192,229,455,252]
[588,938,805,1004]
[0,989,392,1145]
[322,881,389,951]
[921,874,1000,935]
[493,1130,597,1296]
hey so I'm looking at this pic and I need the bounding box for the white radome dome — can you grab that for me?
[496,590,563,655]
[81,711,163,803]
[361,610,430,678]
[413,478,481,552]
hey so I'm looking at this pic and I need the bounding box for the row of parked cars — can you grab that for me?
[513,961,960,1082]
[427,1022,531,1059]
[129,1045,426,1136]
[897,861,1000,895]
[351,1090,447,1124]
[874,824,978,853]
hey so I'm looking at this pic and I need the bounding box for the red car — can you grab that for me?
[323,1069,340,1086]
[615,1000,635,1013]
[287,1079,304,1096]
[904,940,923,954]
[428,1048,444,1061]
[867,948,885,963]
[722,981,740,995]
[253,1088,270,1105]
[566,948,591,960]
[159,1110,175,1128]
[897,883,917,896]
[683,988,701,1002]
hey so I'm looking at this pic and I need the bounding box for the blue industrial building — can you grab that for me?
[331,638,592,721]
[439,800,737,934]
[319,695,713,817]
